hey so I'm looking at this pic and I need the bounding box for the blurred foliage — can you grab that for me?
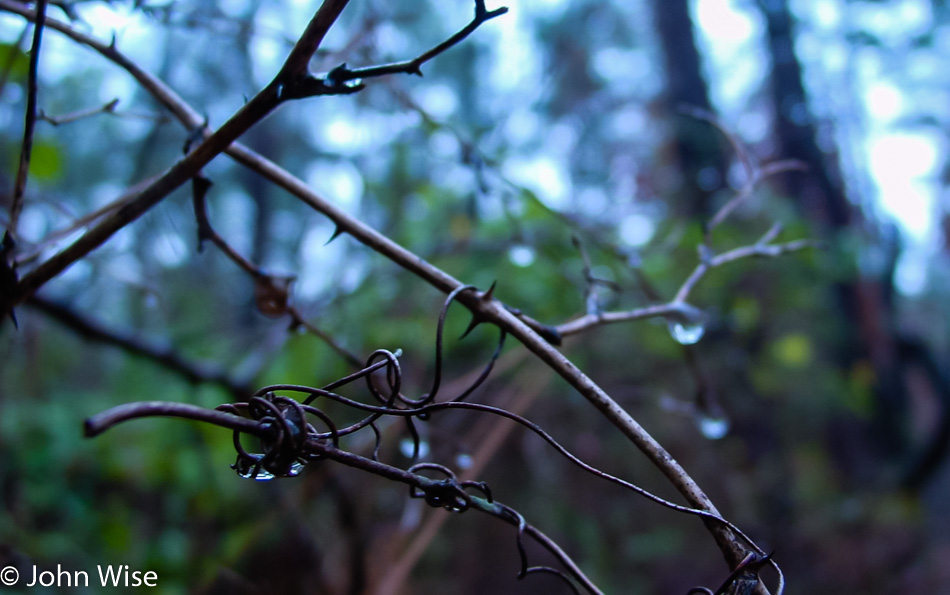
[1,0,949,593]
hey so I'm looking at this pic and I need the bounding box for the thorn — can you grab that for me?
[325,226,345,245]
[460,313,484,339]
[481,281,496,302]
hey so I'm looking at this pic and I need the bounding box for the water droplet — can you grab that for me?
[236,460,304,480]
[698,416,730,440]
[399,438,430,460]
[238,466,275,481]
[455,453,473,470]
[668,320,705,345]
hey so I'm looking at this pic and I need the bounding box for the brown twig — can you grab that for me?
[36,98,165,126]
[84,401,264,438]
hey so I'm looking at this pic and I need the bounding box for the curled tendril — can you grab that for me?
[407,463,470,512]
[216,391,338,479]
[399,285,506,409]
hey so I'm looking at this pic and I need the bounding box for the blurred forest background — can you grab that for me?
[2,0,950,593]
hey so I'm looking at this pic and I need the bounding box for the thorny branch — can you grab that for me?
[84,295,781,592]
[84,341,602,592]
[0,0,802,587]
[8,0,48,239]
[5,0,351,305]
[2,0,48,327]
[314,1,509,87]
[0,0,753,571]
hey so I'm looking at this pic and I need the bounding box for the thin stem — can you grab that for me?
[8,0,48,238]
[84,401,264,438]
[328,4,508,82]
[39,98,120,125]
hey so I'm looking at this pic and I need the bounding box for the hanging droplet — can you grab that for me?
[237,466,276,481]
[697,415,730,440]
[668,320,705,345]
[285,461,304,477]
[666,303,707,345]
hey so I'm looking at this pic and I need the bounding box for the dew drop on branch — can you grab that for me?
[668,320,705,345]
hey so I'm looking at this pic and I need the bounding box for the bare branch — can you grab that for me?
[3,0,352,306]
[39,98,119,125]
[318,3,509,86]
[8,0,48,239]
[28,294,252,399]
[84,401,264,438]
[37,98,168,126]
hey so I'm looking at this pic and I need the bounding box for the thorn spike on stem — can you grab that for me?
[460,314,483,339]
[325,226,345,245]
